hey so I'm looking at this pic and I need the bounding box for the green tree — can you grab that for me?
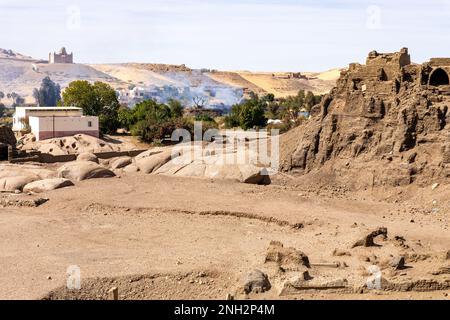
[225,95,267,130]
[62,80,99,114]
[297,90,306,107]
[224,104,241,128]
[33,76,61,106]
[9,92,24,107]
[168,99,184,118]
[0,103,5,118]
[122,99,173,136]
[62,80,120,134]
[117,107,132,130]
[239,102,266,130]
[305,91,316,111]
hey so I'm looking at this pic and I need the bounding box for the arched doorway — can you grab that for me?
[429,68,450,86]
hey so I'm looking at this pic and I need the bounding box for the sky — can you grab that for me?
[1,0,450,71]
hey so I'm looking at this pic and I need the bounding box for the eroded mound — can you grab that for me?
[281,48,450,188]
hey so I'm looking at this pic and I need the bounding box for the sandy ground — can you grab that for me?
[0,172,449,300]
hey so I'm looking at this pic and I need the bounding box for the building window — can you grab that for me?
[88,121,92,127]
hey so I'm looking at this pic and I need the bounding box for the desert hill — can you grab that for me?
[0,48,34,61]
[0,48,340,107]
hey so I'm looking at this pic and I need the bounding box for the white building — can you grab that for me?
[13,107,99,141]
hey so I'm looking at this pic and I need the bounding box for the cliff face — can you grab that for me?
[281,48,450,188]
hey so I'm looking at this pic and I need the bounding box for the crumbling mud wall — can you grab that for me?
[281,48,450,188]
[0,126,16,161]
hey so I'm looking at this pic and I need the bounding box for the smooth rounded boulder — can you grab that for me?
[0,175,39,192]
[123,164,139,173]
[77,152,99,164]
[136,150,177,174]
[58,161,115,181]
[23,178,74,193]
[110,156,132,170]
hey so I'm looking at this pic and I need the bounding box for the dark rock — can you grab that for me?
[390,256,406,270]
[352,227,388,248]
[243,270,271,294]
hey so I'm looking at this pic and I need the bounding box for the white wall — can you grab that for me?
[29,116,99,141]
[13,107,83,131]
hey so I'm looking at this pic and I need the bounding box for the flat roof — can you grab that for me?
[15,106,82,111]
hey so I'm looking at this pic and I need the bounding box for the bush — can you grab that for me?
[139,117,219,144]
[266,122,291,134]
[224,96,267,130]
[140,118,193,143]
[195,114,214,122]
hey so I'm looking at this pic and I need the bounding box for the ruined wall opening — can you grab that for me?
[0,144,8,161]
[429,68,450,86]
[379,68,388,81]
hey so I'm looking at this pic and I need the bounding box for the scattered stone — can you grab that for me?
[352,227,388,248]
[431,183,440,191]
[332,249,352,257]
[394,236,409,249]
[390,256,406,270]
[431,266,450,276]
[310,262,340,268]
[265,241,310,270]
[446,251,450,260]
[243,270,271,294]
[0,197,48,208]
[108,287,119,300]
[280,277,348,296]
[226,293,234,300]
[299,270,313,281]
[407,152,417,164]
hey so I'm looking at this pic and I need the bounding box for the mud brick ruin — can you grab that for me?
[282,48,450,187]
[0,125,16,161]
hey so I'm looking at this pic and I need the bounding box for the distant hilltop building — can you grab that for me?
[49,47,73,64]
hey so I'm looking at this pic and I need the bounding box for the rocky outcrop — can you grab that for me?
[281,48,450,188]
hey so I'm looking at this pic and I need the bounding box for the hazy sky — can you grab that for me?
[1,0,450,71]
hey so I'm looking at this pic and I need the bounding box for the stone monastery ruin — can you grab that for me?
[282,48,450,187]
